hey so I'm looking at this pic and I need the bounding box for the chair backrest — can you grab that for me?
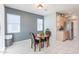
[31,33,36,41]
[37,32,43,39]
[45,31,51,39]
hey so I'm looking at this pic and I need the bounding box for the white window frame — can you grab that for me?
[7,13,20,33]
[37,18,43,31]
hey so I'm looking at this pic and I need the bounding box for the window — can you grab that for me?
[7,13,20,33]
[37,18,43,31]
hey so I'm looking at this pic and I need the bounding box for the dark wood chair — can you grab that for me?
[45,31,51,47]
[31,33,42,51]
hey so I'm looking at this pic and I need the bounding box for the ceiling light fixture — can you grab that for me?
[37,4,43,9]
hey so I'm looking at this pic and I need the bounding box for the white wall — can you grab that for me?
[0,4,5,51]
[44,13,56,41]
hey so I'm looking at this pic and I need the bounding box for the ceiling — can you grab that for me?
[5,4,79,16]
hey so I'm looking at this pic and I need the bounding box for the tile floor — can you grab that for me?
[3,36,79,54]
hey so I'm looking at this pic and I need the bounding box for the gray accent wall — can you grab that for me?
[5,7,44,42]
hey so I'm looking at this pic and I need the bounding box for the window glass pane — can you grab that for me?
[37,18,43,31]
[7,13,20,33]
[7,24,20,33]
[7,13,20,24]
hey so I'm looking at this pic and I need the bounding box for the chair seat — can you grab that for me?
[35,38,46,43]
[35,39,39,43]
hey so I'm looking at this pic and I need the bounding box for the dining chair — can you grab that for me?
[45,31,51,47]
[31,32,41,51]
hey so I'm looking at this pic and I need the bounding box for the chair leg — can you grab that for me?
[34,43,36,52]
[31,42,33,48]
[39,42,42,51]
[39,45,40,51]
[48,40,49,47]
[46,39,49,47]
[42,42,44,48]
[31,39,33,48]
